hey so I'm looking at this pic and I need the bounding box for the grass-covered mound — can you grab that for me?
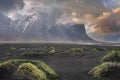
[0,59,59,80]
[102,50,120,62]
[89,62,120,79]
[66,47,84,53]
[18,63,48,80]
[89,50,120,79]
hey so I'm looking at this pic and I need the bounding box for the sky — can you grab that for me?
[0,0,120,42]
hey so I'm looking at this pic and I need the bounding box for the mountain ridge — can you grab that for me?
[0,12,95,42]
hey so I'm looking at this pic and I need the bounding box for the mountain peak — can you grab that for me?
[0,12,95,42]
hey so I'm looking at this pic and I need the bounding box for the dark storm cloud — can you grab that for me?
[0,0,24,12]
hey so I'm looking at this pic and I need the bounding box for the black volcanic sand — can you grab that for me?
[0,43,119,80]
[41,53,103,80]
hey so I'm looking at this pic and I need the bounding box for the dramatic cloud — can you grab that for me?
[83,7,120,42]
[7,0,64,20]
[2,0,120,42]
[89,8,120,35]
[0,0,24,12]
[6,0,107,20]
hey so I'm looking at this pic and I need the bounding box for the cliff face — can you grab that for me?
[69,24,94,42]
[48,24,94,42]
[0,12,94,42]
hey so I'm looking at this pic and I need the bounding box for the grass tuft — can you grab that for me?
[102,50,120,62]
[0,59,59,80]
[67,47,84,53]
[18,63,48,80]
[89,62,120,78]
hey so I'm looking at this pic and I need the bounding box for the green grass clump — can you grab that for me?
[67,47,84,53]
[0,59,59,80]
[91,48,98,53]
[36,61,59,80]
[10,47,16,50]
[96,48,107,52]
[102,50,120,62]
[49,50,55,55]
[21,46,56,57]
[18,63,48,80]
[89,49,120,80]
[48,47,56,55]
[89,62,120,78]
[0,60,17,77]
